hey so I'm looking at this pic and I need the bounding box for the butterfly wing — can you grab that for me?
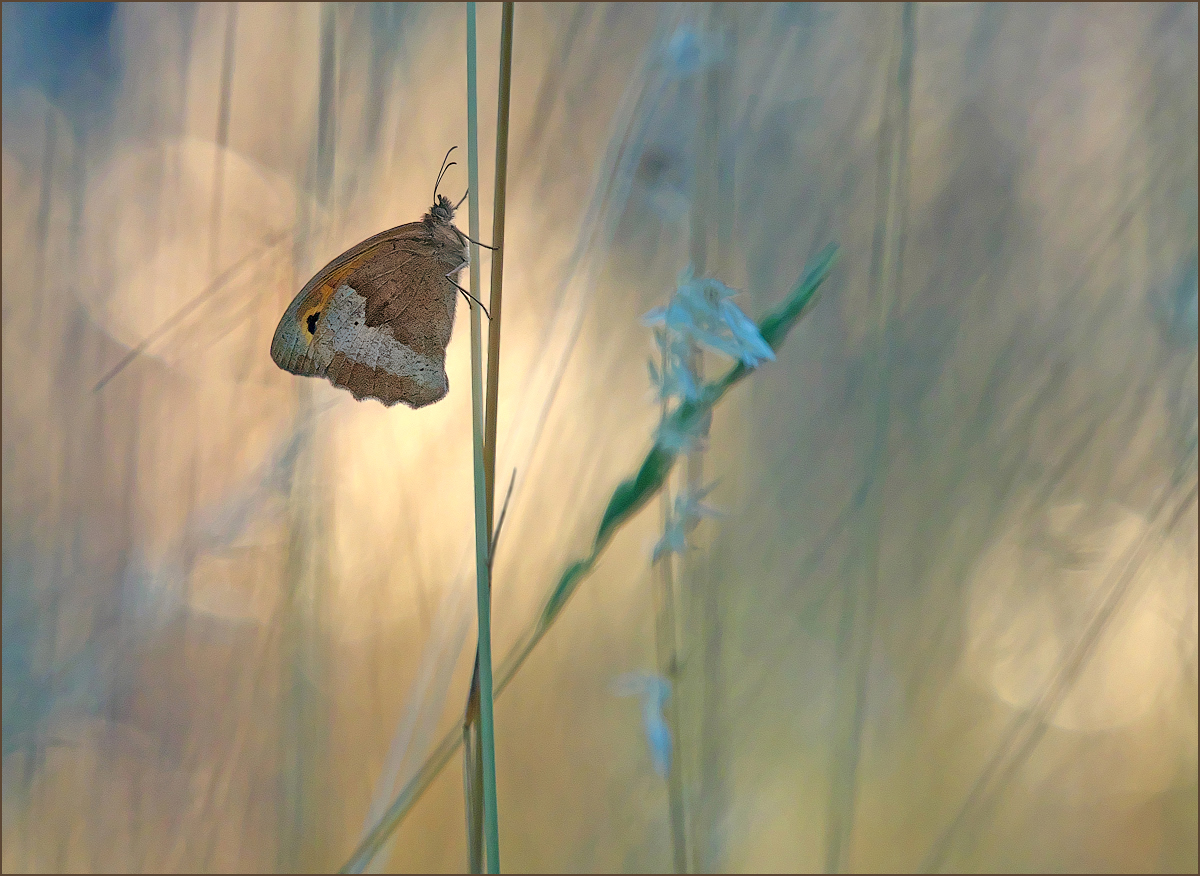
[270,221,464,408]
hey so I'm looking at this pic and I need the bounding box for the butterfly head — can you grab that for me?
[427,193,456,226]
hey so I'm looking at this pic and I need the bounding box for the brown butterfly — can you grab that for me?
[271,148,487,408]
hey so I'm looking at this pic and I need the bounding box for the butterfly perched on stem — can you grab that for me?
[271,148,488,408]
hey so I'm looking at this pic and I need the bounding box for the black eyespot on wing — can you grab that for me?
[307,311,320,334]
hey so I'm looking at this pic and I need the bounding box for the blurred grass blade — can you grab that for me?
[595,447,678,555]
[758,242,839,351]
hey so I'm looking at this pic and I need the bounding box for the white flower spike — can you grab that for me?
[644,266,776,378]
[652,479,723,560]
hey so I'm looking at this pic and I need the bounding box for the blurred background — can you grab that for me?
[2,2,1196,872]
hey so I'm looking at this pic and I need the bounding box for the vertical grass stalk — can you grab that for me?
[824,4,914,872]
[463,3,504,873]
[480,10,514,870]
[694,7,733,869]
[655,412,691,874]
[462,6,486,866]
[464,24,516,859]
[484,2,514,516]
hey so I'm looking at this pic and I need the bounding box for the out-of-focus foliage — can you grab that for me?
[2,3,1196,873]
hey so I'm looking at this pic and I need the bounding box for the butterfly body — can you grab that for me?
[270,194,468,408]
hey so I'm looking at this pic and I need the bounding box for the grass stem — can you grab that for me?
[463,4,485,867]
[464,4,501,873]
[485,3,515,519]
[655,436,691,873]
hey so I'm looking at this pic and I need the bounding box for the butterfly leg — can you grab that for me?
[452,197,500,251]
[465,233,498,251]
[446,264,491,319]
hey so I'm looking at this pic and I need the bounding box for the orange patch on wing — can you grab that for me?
[298,243,387,334]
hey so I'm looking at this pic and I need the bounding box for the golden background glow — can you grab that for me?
[2,3,1196,872]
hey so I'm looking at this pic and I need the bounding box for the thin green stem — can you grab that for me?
[463,3,512,872]
[465,4,501,873]
[463,5,486,870]
[485,3,514,522]
[480,4,515,872]
[655,396,690,873]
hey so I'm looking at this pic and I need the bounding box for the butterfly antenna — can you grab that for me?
[434,162,457,200]
[434,146,458,200]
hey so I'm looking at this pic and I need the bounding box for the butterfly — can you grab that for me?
[270,148,487,408]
